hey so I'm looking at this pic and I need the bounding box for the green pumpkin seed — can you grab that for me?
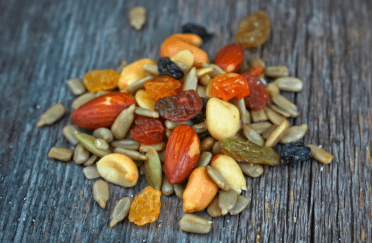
[218,189,238,215]
[161,176,174,196]
[74,131,111,157]
[206,165,231,191]
[207,196,222,217]
[144,148,162,190]
[179,214,212,234]
[110,197,133,228]
[93,180,109,209]
[230,196,250,215]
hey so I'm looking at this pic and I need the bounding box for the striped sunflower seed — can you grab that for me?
[230,196,250,215]
[111,104,136,140]
[265,120,290,148]
[93,180,109,209]
[84,155,98,166]
[37,103,66,127]
[264,107,288,125]
[135,107,159,118]
[83,164,100,179]
[179,214,212,234]
[206,165,231,191]
[139,142,166,152]
[93,128,114,142]
[218,189,238,215]
[280,124,308,143]
[71,92,96,110]
[242,124,265,146]
[174,184,185,199]
[271,95,299,117]
[248,122,272,134]
[308,144,333,164]
[275,77,303,92]
[238,163,264,178]
[128,76,155,94]
[264,66,288,78]
[48,147,73,161]
[114,147,147,161]
[161,176,174,196]
[262,125,278,140]
[73,144,90,164]
[197,151,213,167]
[62,125,79,146]
[192,122,208,133]
[207,196,222,217]
[67,78,86,95]
[111,139,140,150]
[183,67,198,91]
[95,138,109,150]
[200,74,212,86]
[142,64,158,76]
[116,60,128,74]
[110,197,133,228]
[200,137,215,151]
[251,109,268,122]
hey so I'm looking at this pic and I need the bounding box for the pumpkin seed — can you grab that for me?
[84,155,98,166]
[230,196,250,215]
[272,95,299,117]
[206,165,231,191]
[242,110,251,124]
[248,122,272,135]
[183,67,198,91]
[200,137,215,151]
[139,142,166,153]
[135,107,159,118]
[200,74,212,86]
[116,60,128,74]
[262,125,278,140]
[37,103,66,127]
[195,67,214,78]
[174,184,185,199]
[110,197,133,228]
[71,92,96,110]
[165,120,193,130]
[238,163,264,177]
[196,85,207,98]
[93,128,114,142]
[142,64,158,76]
[129,6,146,30]
[308,144,334,164]
[144,148,162,190]
[197,151,213,167]
[48,147,73,161]
[113,147,147,161]
[179,214,212,234]
[161,176,174,196]
[265,120,290,148]
[192,122,208,133]
[268,103,291,117]
[67,78,86,95]
[111,139,140,150]
[275,77,303,92]
[83,164,100,179]
[266,82,280,97]
[242,124,265,146]
[62,125,79,146]
[93,180,109,209]
[96,90,110,97]
[73,143,90,164]
[128,76,155,94]
[218,189,238,215]
[251,109,268,122]
[280,124,308,143]
[75,131,111,157]
[212,141,221,155]
[207,196,222,217]
[95,138,109,150]
[111,104,136,140]
[264,107,288,125]
[264,66,288,78]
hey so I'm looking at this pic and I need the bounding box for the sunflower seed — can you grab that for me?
[116,60,128,74]
[93,180,109,209]
[218,189,238,215]
[242,124,265,146]
[161,176,174,196]
[71,93,96,110]
[206,165,231,191]
[111,139,140,150]
[95,90,110,97]
[110,197,133,228]
[62,125,79,146]
[197,151,213,167]
[183,67,198,91]
[308,144,334,164]
[265,120,290,147]
[200,74,212,86]
[249,59,266,69]
[266,82,280,97]
[111,104,136,140]
[129,6,146,30]
[195,67,214,78]
[128,76,155,94]
[262,125,278,140]
[135,107,159,118]
[212,141,221,155]
[139,143,166,153]
[73,144,90,164]
[196,85,207,98]
[83,164,100,179]
[114,147,147,161]
[264,107,288,125]
[230,196,250,215]
[192,122,208,133]
[142,64,158,76]
[268,103,291,117]
[174,184,185,199]
[280,124,308,143]
[275,77,303,92]
[48,147,73,161]
[248,122,272,135]
[84,155,98,166]
[93,128,114,142]
[67,78,86,95]
[179,214,212,234]
[238,163,264,177]
[166,129,172,138]
[95,138,109,150]
[165,120,193,130]
[271,95,299,117]
[251,109,268,122]
[37,103,66,127]
[242,110,251,124]
[200,137,215,151]
[264,66,288,78]
[207,196,222,217]
[201,63,225,77]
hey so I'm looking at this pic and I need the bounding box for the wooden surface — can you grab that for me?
[0,0,371,242]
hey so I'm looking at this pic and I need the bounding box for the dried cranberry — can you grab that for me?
[191,97,208,124]
[242,72,269,111]
[155,90,203,122]
[158,57,184,80]
[181,23,213,43]
[130,116,165,145]
[281,142,311,166]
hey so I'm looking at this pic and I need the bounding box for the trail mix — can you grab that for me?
[38,10,334,233]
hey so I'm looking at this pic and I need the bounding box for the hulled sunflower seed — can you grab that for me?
[238,163,264,177]
[48,147,73,161]
[206,165,231,191]
[262,125,278,140]
[93,180,109,209]
[142,64,158,76]
[212,141,221,155]
[161,176,174,196]
[268,103,291,117]
[201,137,215,151]
[128,76,155,94]
[196,85,207,98]
[179,214,212,234]
[264,66,288,78]
[96,90,110,97]
[242,110,251,124]
[192,122,208,133]
[165,120,193,130]
[251,109,268,122]
[230,196,250,215]
[265,120,290,148]
[308,144,334,164]
[218,189,238,215]
[264,107,288,125]
[195,67,214,78]
[200,74,212,86]
[114,148,147,161]
[280,124,308,143]
[116,60,128,74]
[207,196,222,217]
[111,139,140,150]
[183,67,198,91]
[84,155,98,166]
[139,142,166,153]
[197,151,213,167]
[266,82,280,97]
[71,92,96,110]
[248,122,272,135]
[272,95,299,117]
[275,77,303,92]
[62,125,79,146]
[135,107,159,118]
[249,59,265,69]
[201,63,225,77]
[242,124,265,146]
[129,6,146,30]
[67,78,86,95]
[174,184,185,199]
[110,197,133,228]
[93,128,114,142]
[83,164,100,179]
[37,103,66,127]
[166,129,172,138]
[111,104,136,140]
[73,144,90,164]
[95,138,109,150]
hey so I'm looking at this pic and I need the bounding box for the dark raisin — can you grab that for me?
[130,115,166,145]
[242,72,269,111]
[281,142,311,166]
[158,57,184,80]
[191,97,208,124]
[182,23,213,43]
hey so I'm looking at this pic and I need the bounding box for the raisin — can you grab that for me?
[155,90,203,122]
[144,76,183,101]
[158,57,184,80]
[212,73,250,101]
[83,69,120,92]
[128,186,161,226]
[182,23,213,43]
[281,142,311,166]
[130,115,165,145]
[242,72,269,111]
[191,97,208,124]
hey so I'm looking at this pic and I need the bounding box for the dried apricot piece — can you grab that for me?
[83,69,120,92]
[212,73,250,101]
[128,186,161,226]
[144,76,183,101]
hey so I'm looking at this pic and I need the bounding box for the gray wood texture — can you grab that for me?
[0,0,371,242]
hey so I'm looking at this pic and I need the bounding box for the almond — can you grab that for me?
[214,43,244,73]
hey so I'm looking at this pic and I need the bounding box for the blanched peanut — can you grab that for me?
[170,49,194,71]
[118,58,156,91]
[135,90,155,110]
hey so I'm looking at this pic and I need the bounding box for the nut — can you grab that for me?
[118,59,156,91]
[135,90,155,110]
[170,49,194,71]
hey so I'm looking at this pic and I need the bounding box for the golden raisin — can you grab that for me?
[128,186,161,226]
[83,69,120,92]
[144,76,183,101]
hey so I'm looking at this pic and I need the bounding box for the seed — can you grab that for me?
[249,59,266,69]
[262,125,278,140]
[62,125,79,146]
[128,76,154,94]
[248,122,272,135]
[197,151,213,167]
[48,147,73,161]
[174,184,185,199]
[135,90,155,110]
[93,180,109,209]
[111,139,141,150]
[165,120,193,130]
[84,155,98,166]
[192,122,208,133]
[195,67,214,78]
[73,144,90,164]
[264,107,288,125]
[251,109,268,122]
[212,141,221,155]
[83,164,100,179]
[67,78,86,95]
[242,110,251,124]
[233,98,246,123]
[308,144,334,164]
[242,124,265,146]
[161,176,174,196]
[230,196,250,215]
[142,64,158,76]
[201,63,225,77]
[268,103,291,117]
[206,165,231,191]
[201,137,215,151]
[183,67,198,91]
[174,61,189,73]
[239,163,264,177]
[179,214,212,234]
[110,197,133,228]
[266,82,280,97]
[96,90,110,97]
[144,148,162,190]
[116,60,128,74]
[207,196,222,217]
[196,85,207,98]
[272,95,299,117]
[166,129,172,138]
[135,107,159,118]
[114,148,148,161]
[275,77,303,92]
[265,120,290,147]
[200,74,212,86]
[129,6,146,30]
[170,50,194,71]
[95,138,109,150]
[93,128,114,142]
[75,131,111,157]
[218,189,238,215]
[139,142,166,152]
[264,66,288,78]
[205,81,215,98]
[71,92,96,110]
[111,104,136,140]
[37,103,66,127]
[280,124,308,143]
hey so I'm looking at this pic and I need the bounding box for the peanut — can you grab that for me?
[118,58,156,91]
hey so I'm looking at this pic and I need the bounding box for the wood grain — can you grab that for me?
[0,0,371,242]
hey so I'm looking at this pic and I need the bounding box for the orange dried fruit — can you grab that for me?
[144,76,183,101]
[83,69,120,92]
[128,186,161,226]
[212,73,250,101]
